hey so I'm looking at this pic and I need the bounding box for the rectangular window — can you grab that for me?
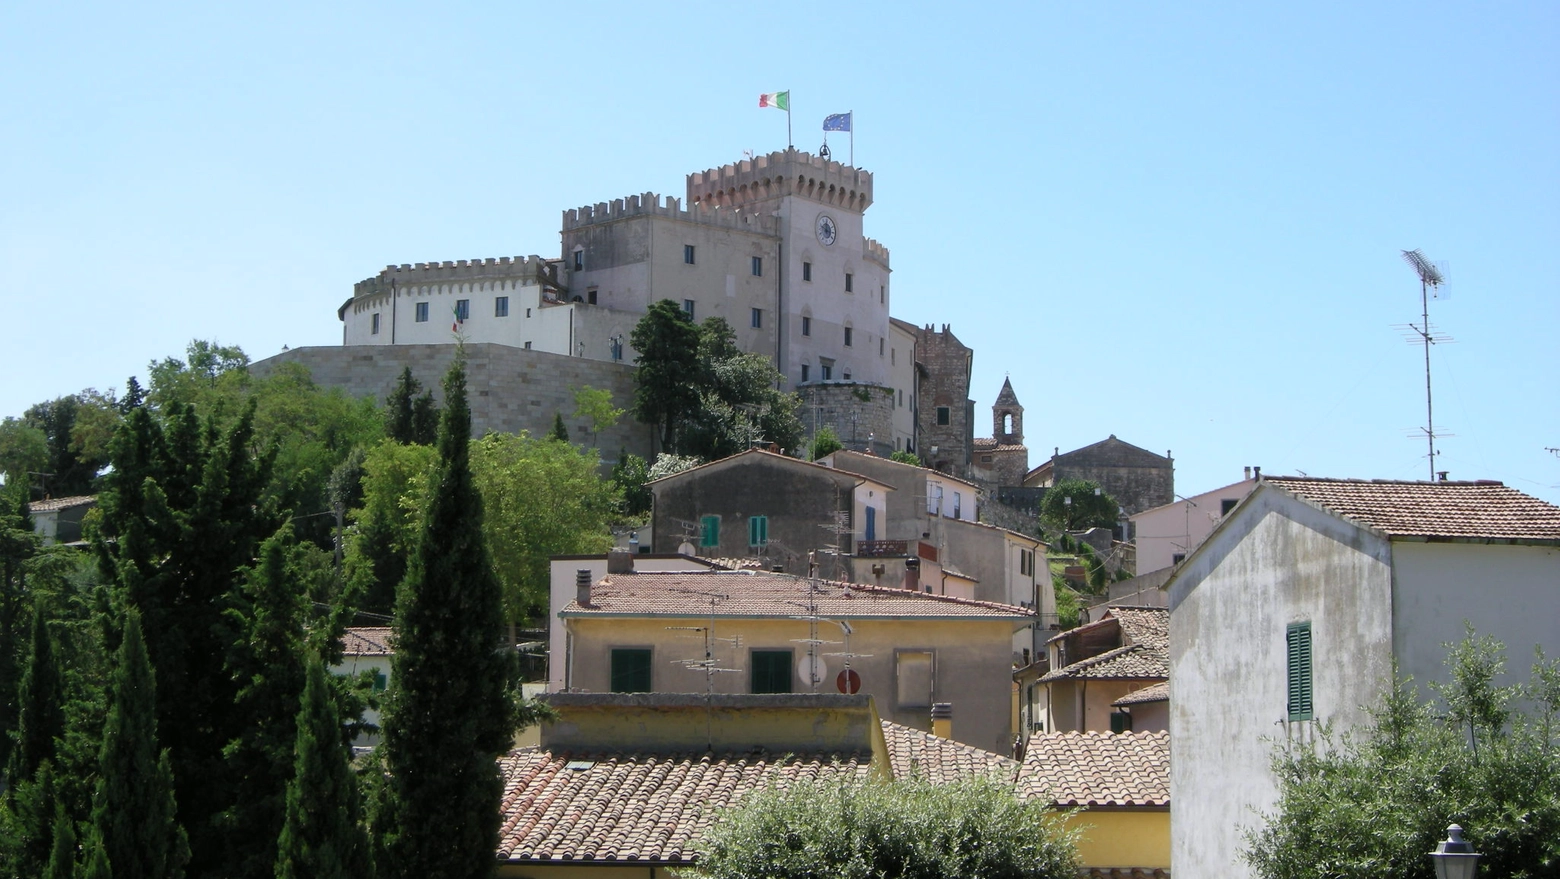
[415,302,429,322]
[526,308,532,317]
[587,288,597,305]
[801,316,811,336]
[896,650,934,708]
[802,261,812,281]
[610,648,652,693]
[751,256,763,277]
[953,492,962,519]
[455,299,470,321]
[573,250,584,271]
[1221,498,1239,516]
[844,327,853,347]
[879,338,884,356]
[1287,622,1314,721]
[684,244,696,264]
[748,515,769,547]
[751,307,762,329]
[372,670,388,692]
[927,484,943,516]
[845,273,854,293]
[801,365,810,382]
[371,313,381,334]
[494,296,509,317]
[700,515,720,548]
[880,285,885,303]
[750,649,793,694]
[1110,710,1134,733]
[936,406,950,425]
[821,363,833,380]
[683,299,695,319]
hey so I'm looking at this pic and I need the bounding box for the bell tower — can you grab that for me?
[993,377,1023,446]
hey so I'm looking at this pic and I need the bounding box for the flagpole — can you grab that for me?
[787,95,793,149]
[849,109,854,166]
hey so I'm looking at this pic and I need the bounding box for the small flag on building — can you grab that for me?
[823,112,851,132]
[452,304,464,333]
[758,91,789,110]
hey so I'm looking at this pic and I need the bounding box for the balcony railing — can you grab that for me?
[856,539,908,558]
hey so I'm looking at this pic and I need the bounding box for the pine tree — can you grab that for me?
[217,530,306,879]
[276,658,364,879]
[91,608,188,879]
[44,806,76,879]
[10,598,66,785]
[376,356,516,879]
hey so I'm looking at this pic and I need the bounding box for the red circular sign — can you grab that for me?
[836,669,861,694]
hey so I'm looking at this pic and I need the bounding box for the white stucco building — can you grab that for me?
[1129,473,1256,573]
[1166,476,1560,879]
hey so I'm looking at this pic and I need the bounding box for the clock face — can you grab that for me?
[816,214,837,246]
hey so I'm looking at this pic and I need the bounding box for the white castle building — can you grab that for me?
[335,148,922,456]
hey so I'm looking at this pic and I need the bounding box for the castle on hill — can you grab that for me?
[266,148,1035,492]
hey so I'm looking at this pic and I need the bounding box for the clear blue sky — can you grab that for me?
[3,1,1556,503]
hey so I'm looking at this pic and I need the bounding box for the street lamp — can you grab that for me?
[1428,824,1480,879]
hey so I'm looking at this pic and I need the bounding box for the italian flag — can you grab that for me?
[758,91,789,110]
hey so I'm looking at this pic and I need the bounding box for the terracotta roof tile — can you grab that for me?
[563,571,1033,620]
[496,747,870,864]
[1263,477,1560,542]
[1112,681,1169,706]
[1018,731,1169,807]
[25,495,96,513]
[342,627,393,656]
[879,721,1020,783]
[1041,608,1168,682]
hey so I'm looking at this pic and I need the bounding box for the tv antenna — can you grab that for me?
[1399,249,1453,480]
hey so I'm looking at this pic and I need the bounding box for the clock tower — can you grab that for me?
[687,148,890,390]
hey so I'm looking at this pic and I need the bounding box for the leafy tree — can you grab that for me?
[20,395,111,498]
[889,450,921,466]
[550,411,570,442]
[344,440,439,615]
[611,451,652,518]
[1038,479,1118,532]
[470,432,618,624]
[275,658,365,879]
[692,774,1080,879]
[0,419,48,496]
[374,357,519,879]
[630,299,701,452]
[646,453,703,481]
[809,426,842,461]
[1053,577,1082,630]
[679,318,804,459]
[572,385,623,447]
[1244,632,1560,878]
[91,608,189,879]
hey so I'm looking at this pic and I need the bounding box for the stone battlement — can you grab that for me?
[686,148,873,214]
[561,192,779,235]
[352,256,558,300]
[863,237,890,269]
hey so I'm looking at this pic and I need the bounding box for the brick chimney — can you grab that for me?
[607,547,634,574]
[931,702,953,739]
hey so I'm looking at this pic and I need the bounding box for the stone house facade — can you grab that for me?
[1025,435,1174,517]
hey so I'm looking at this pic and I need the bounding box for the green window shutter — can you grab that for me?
[611,648,653,693]
[1110,710,1133,733]
[751,650,793,694]
[372,671,388,693]
[700,516,719,548]
[749,515,768,547]
[1287,622,1313,721]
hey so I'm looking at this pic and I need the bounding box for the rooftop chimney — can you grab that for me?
[575,569,593,607]
[607,547,634,574]
[1244,466,1251,480]
[903,556,920,592]
[1253,466,1262,480]
[931,702,953,739]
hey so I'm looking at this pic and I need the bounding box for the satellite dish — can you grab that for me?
[677,541,696,557]
[798,654,827,687]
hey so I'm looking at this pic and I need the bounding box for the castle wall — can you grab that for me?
[251,344,654,464]
[915,326,974,478]
[798,383,895,458]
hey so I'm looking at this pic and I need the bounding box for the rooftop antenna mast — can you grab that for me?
[1400,249,1452,480]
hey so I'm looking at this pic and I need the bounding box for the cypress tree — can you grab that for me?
[385,368,419,444]
[0,491,40,778]
[376,356,515,879]
[10,598,67,785]
[276,658,364,879]
[410,391,439,445]
[78,827,110,879]
[218,530,306,879]
[43,805,76,879]
[91,608,188,879]
[550,412,569,442]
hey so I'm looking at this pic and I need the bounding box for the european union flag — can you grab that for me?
[823,113,852,132]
